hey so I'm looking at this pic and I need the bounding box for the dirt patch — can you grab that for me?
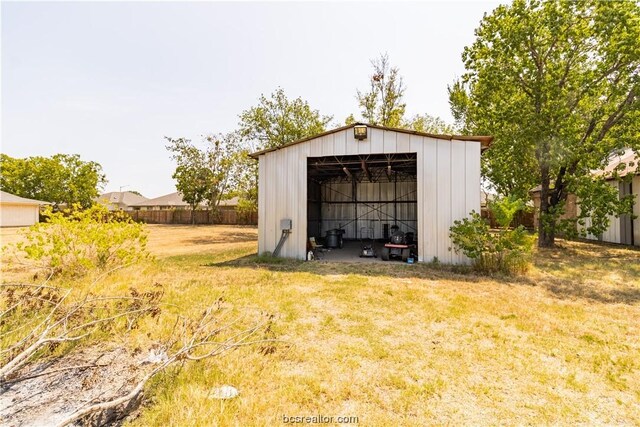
[1,345,157,426]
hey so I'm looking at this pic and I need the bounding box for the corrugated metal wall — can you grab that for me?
[317,180,417,240]
[257,127,482,263]
[580,177,640,246]
[634,176,640,246]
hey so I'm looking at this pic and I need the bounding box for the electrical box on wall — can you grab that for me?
[280,219,292,230]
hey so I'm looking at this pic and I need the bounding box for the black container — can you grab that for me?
[325,229,344,248]
[405,232,414,244]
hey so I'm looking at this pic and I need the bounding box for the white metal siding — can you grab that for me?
[0,203,39,227]
[257,129,482,263]
[579,179,640,245]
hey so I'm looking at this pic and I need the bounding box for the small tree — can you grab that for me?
[165,135,238,223]
[202,132,241,218]
[165,137,209,223]
[354,53,406,127]
[232,148,258,221]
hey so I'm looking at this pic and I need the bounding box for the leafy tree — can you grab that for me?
[202,132,240,213]
[354,53,406,127]
[449,0,640,247]
[165,137,208,222]
[165,135,238,223]
[237,88,332,214]
[232,148,258,220]
[405,113,455,134]
[0,154,106,208]
[238,87,332,150]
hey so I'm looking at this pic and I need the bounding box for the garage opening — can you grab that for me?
[307,153,418,262]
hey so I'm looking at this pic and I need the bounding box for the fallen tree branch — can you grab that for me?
[55,310,277,427]
[2,363,110,385]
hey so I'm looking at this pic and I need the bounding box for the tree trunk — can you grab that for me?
[538,218,555,247]
[537,168,555,248]
[191,206,195,225]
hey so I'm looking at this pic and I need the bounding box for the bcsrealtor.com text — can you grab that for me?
[282,414,359,424]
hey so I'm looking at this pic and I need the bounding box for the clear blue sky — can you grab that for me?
[2,1,502,197]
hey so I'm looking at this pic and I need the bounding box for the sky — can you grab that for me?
[2,1,503,198]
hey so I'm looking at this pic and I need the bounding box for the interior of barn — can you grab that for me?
[306,153,418,262]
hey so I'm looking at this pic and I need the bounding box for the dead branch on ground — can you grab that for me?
[0,282,163,383]
[55,304,277,427]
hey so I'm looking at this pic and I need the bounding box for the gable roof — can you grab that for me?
[530,149,639,193]
[0,191,51,205]
[130,191,190,207]
[249,122,493,158]
[597,149,639,179]
[96,191,149,206]
[130,192,239,208]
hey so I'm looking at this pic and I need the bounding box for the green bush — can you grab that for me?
[15,204,149,277]
[449,204,534,275]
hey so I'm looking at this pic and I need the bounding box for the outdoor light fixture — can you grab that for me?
[354,125,368,140]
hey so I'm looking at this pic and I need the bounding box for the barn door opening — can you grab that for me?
[306,153,418,261]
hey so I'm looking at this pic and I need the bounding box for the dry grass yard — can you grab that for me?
[2,224,639,425]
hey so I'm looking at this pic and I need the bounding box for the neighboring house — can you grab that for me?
[581,150,639,246]
[219,196,239,207]
[129,192,238,211]
[529,187,579,230]
[530,149,640,246]
[129,192,192,210]
[249,122,492,263]
[95,191,149,211]
[480,191,496,210]
[0,191,50,227]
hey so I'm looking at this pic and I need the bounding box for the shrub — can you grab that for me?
[488,195,527,228]
[449,206,534,275]
[14,204,149,277]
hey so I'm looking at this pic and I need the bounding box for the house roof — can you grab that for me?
[130,192,190,207]
[596,149,639,179]
[530,149,639,194]
[95,191,149,206]
[0,191,50,205]
[130,192,239,208]
[249,122,494,159]
[219,196,239,207]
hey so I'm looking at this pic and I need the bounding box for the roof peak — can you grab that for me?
[249,122,493,158]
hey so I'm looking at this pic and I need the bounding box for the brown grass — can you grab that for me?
[1,225,639,425]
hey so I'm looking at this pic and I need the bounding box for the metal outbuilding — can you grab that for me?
[250,123,492,264]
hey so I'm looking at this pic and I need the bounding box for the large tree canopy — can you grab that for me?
[238,87,332,150]
[0,154,106,208]
[450,0,640,247]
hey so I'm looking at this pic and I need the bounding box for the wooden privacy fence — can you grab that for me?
[481,208,535,230]
[126,207,257,225]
